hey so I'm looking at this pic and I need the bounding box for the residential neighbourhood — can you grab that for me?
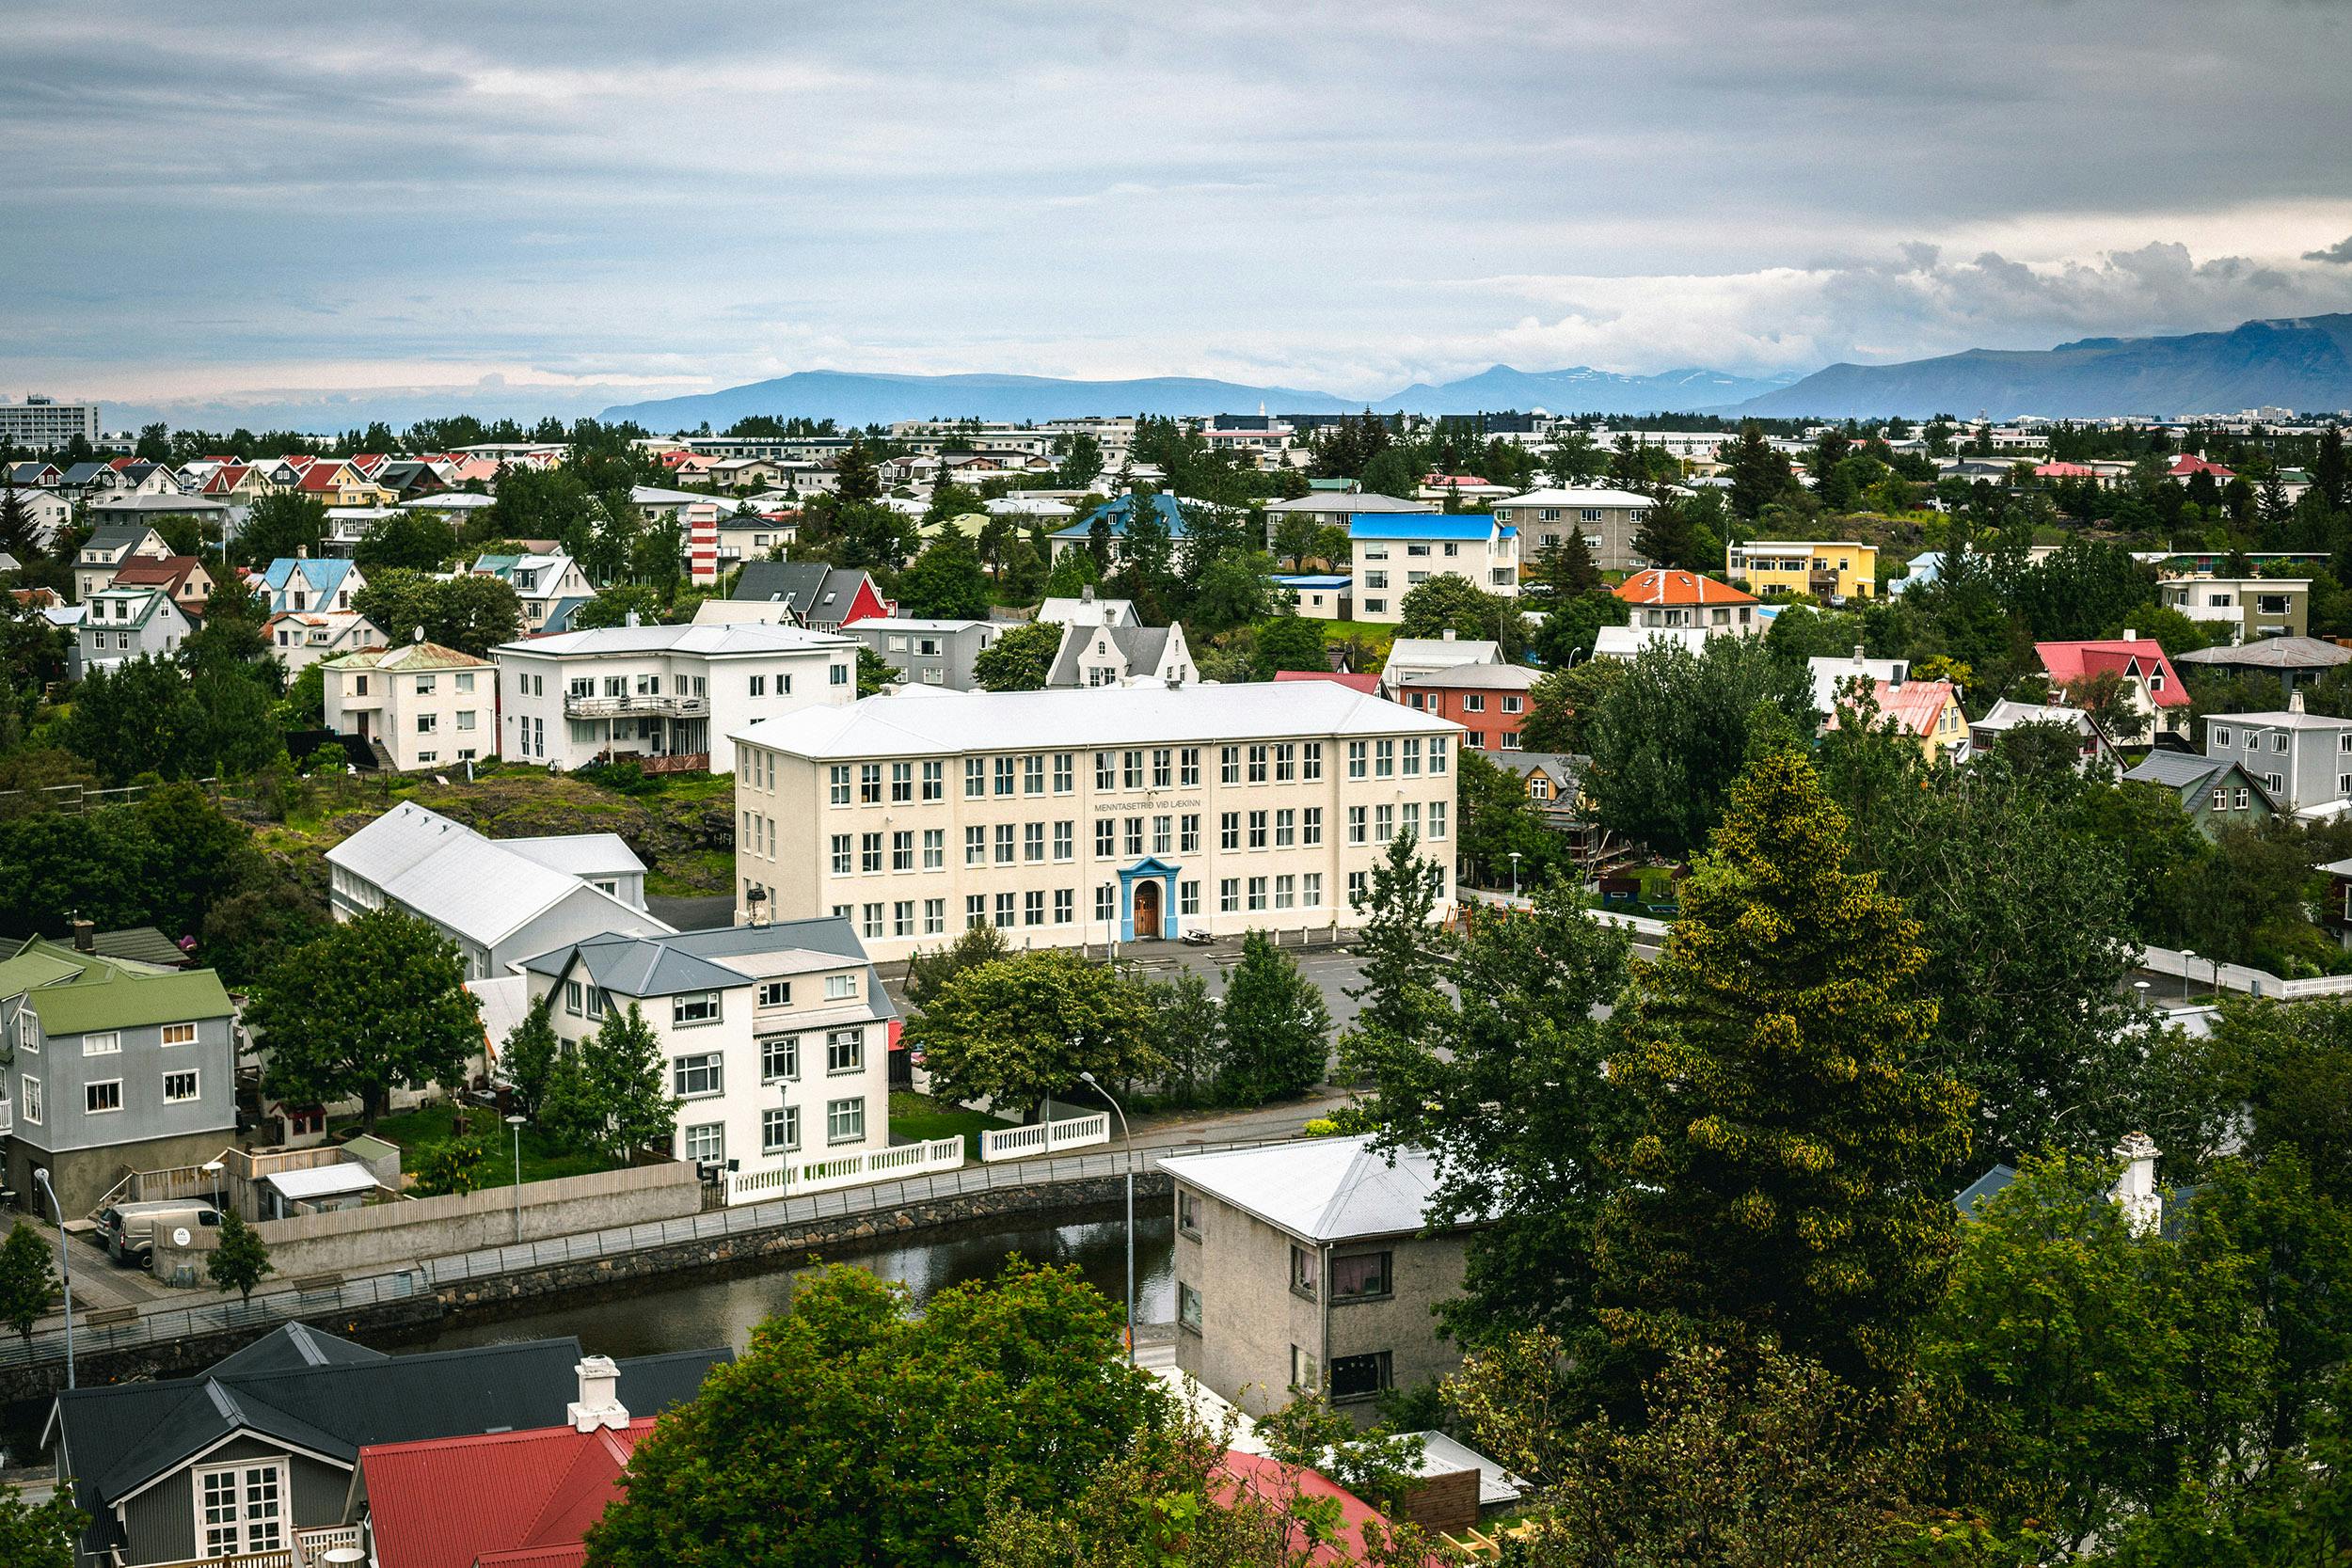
[5,4,2352,1559]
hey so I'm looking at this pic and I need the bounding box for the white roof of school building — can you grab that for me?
[733,680,1457,760]
[1593,625,1715,659]
[498,623,851,658]
[1497,487,1653,508]
[326,802,669,948]
[1158,1134,1454,1243]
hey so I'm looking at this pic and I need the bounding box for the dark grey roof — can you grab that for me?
[1491,750,1585,784]
[86,925,189,967]
[206,1323,387,1377]
[2176,635,2349,671]
[83,522,155,552]
[61,462,112,486]
[54,1332,729,1544]
[731,560,867,619]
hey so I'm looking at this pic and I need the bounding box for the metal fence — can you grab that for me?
[0,1136,1297,1370]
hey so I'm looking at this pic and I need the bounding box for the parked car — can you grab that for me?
[100,1200,220,1268]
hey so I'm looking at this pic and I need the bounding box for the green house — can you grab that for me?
[2122,752,2280,838]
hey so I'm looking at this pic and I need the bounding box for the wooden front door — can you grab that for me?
[1133,879,1162,940]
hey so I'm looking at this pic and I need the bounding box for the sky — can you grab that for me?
[6,0,2352,428]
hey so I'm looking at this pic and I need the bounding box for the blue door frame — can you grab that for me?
[1118,856,1182,942]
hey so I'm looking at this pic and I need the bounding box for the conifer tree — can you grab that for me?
[1597,751,1973,1386]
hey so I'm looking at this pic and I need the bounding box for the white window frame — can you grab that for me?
[160,1021,197,1047]
[163,1068,200,1102]
[83,1030,120,1056]
[85,1078,123,1115]
[195,1459,288,1559]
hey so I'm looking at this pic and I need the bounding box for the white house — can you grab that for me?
[1377,634,1501,697]
[473,551,596,634]
[494,621,858,775]
[1046,620,1199,689]
[322,640,498,770]
[1347,514,1518,624]
[266,610,387,677]
[326,801,670,981]
[515,917,895,1181]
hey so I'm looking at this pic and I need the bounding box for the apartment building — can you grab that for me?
[729,682,1462,960]
[1725,540,1879,600]
[2159,576,2310,642]
[1349,514,1518,624]
[1261,492,1435,545]
[495,622,857,774]
[840,617,1000,689]
[0,396,100,450]
[2202,693,2352,816]
[323,641,497,770]
[1489,487,1654,575]
[516,919,894,1181]
[1396,664,1543,752]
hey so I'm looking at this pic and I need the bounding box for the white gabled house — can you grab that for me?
[515,916,896,1183]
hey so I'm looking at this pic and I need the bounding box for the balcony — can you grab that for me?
[564,692,710,720]
[149,1524,364,1568]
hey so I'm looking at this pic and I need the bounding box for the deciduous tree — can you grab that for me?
[0,1221,56,1347]
[1216,932,1331,1103]
[972,620,1062,692]
[206,1210,275,1305]
[543,1003,676,1166]
[902,949,1159,1115]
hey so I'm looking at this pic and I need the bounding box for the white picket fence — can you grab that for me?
[980,1112,1112,1164]
[2139,943,2352,1001]
[725,1136,965,1203]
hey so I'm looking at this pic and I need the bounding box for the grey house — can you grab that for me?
[79,585,194,673]
[1163,1135,1471,1429]
[45,1323,725,1568]
[2201,693,2352,817]
[841,616,1000,689]
[0,935,239,1216]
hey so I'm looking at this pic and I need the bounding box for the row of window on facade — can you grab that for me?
[822,802,1445,875]
[561,974,856,1027]
[671,1028,865,1097]
[11,1068,201,1125]
[680,1096,866,1165]
[818,738,1448,806]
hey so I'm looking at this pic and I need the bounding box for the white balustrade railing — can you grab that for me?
[725,1135,964,1203]
[981,1112,1110,1163]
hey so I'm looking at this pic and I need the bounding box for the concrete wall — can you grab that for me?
[8,1125,237,1219]
[1171,1185,1325,1419]
[151,1161,702,1282]
[1323,1229,1470,1420]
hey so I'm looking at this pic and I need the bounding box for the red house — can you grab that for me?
[1392,663,1542,752]
[2035,630,2190,736]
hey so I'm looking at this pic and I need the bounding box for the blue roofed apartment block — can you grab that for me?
[1347,513,1518,624]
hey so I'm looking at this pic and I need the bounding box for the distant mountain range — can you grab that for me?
[1731,314,2352,420]
[597,364,1797,429]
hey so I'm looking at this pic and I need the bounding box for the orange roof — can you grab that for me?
[1821,677,1958,736]
[1613,569,1756,608]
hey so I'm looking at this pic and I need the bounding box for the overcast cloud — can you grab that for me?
[4,0,2350,423]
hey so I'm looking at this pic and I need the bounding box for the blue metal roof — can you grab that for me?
[1048,492,1192,541]
[1347,514,1496,542]
[1273,574,1351,589]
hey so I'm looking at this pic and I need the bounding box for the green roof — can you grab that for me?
[8,940,232,1036]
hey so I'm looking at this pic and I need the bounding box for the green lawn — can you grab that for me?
[334,1104,612,1188]
[888,1091,1009,1160]
[1315,619,1396,658]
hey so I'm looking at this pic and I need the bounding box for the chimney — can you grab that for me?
[1851,644,1867,666]
[71,916,95,953]
[1441,628,1457,641]
[1080,585,1094,605]
[568,1355,629,1433]
[2122,627,2137,641]
[625,610,642,627]
[2112,1132,2162,1238]
[295,545,309,560]
[2291,689,2307,715]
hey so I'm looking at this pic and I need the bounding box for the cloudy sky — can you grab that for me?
[7,0,2352,426]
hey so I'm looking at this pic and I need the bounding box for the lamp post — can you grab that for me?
[2181,948,2196,1004]
[1508,850,1522,900]
[505,1115,528,1243]
[2134,980,2151,1013]
[202,1159,225,1216]
[32,1168,73,1390]
[1078,1070,1136,1365]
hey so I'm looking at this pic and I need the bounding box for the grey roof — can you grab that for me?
[499,832,645,880]
[1158,1134,1456,1242]
[731,559,872,620]
[2125,751,2233,790]
[1953,1164,2017,1216]
[1048,621,1172,687]
[1492,750,1584,784]
[2176,635,2351,671]
[325,802,669,948]
[1398,663,1542,691]
[87,492,227,514]
[82,522,156,553]
[518,916,897,1019]
[498,620,849,657]
[52,1329,729,1544]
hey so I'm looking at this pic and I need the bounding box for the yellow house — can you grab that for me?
[1828,676,1968,762]
[1726,539,1879,599]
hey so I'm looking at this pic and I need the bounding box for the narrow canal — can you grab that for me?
[390,1207,1179,1356]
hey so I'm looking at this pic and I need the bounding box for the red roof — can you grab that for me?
[2036,636,2188,707]
[1613,568,1756,608]
[1821,677,1958,736]
[1216,1450,1419,1565]
[297,463,354,492]
[1274,670,1379,694]
[2035,461,2096,478]
[112,555,204,591]
[2169,454,2236,480]
[361,1418,653,1568]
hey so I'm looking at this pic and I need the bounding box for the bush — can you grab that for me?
[1301,1117,1341,1137]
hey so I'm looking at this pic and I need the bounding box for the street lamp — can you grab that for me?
[505,1115,529,1243]
[32,1168,73,1390]
[202,1159,225,1216]
[1508,850,1522,900]
[2181,948,2196,1005]
[2134,980,2151,1012]
[1078,1070,1136,1365]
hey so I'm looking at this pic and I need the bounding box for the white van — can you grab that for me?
[99,1200,220,1268]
